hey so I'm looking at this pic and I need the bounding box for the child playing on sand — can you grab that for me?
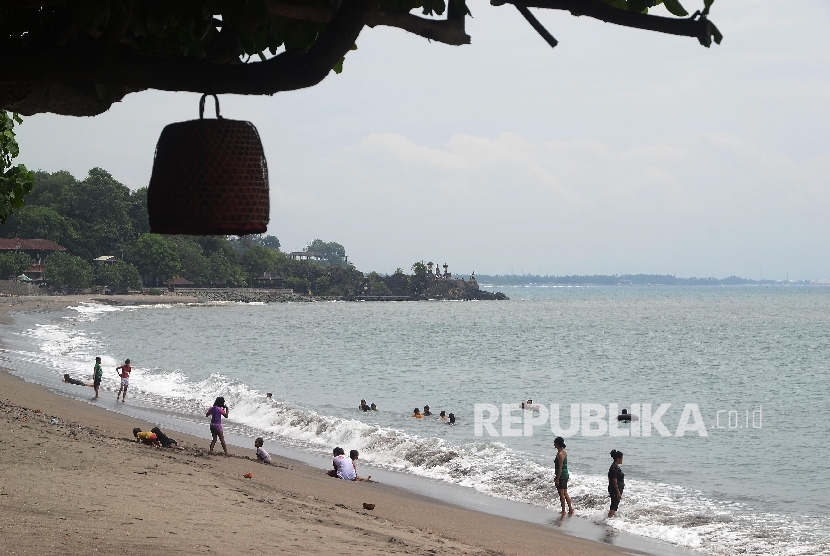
[115,359,131,402]
[63,373,91,387]
[151,427,180,449]
[349,449,371,482]
[255,437,271,464]
[328,447,356,480]
[133,428,160,446]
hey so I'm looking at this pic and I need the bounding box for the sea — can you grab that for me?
[1,285,829,555]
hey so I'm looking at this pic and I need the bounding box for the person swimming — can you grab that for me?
[437,410,447,421]
[448,413,455,425]
[423,405,432,416]
[412,408,423,418]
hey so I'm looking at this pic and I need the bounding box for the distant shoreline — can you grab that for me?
[472,274,824,287]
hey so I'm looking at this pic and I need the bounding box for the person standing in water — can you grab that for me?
[92,357,103,399]
[553,437,574,514]
[115,359,131,402]
[206,397,229,456]
[608,449,625,518]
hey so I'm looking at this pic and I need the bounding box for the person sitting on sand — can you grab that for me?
[151,427,180,449]
[327,447,342,477]
[328,447,356,480]
[115,359,131,403]
[349,449,371,482]
[423,405,432,416]
[255,437,272,464]
[412,408,423,418]
[448,413,456,425]
[133,427,160,447]
[370,403,377,411]
[63,373,91,387]
[437,411,447,421]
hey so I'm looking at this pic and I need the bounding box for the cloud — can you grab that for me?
[270,130,830,277]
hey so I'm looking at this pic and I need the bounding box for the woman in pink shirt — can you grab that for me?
[206,396,229,456]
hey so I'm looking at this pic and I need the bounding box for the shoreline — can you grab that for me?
[0,296,626,556]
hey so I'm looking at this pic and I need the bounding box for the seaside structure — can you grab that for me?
[0,237,67,281]
[289,251,324,262]
[93,255,119,265]
[255,272,286,288]
[427,261,452,280]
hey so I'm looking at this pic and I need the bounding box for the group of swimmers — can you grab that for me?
[412,406,455,424]
[358,399,378,411]
[552,436,626,518]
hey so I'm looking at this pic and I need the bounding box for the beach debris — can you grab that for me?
[50,418,60,425]
[34,409,42,413]
[362,503,376,510]
[243,472,254,479]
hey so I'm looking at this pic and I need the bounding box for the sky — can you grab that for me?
[14,0,830,279]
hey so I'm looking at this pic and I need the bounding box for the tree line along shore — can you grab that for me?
[0,168,506,301]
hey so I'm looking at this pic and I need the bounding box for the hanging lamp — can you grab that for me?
[147,94,270,235]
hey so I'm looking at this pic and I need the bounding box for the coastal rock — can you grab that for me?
[422,279,508,301]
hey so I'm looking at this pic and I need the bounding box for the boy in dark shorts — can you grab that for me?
[93,356,103,399]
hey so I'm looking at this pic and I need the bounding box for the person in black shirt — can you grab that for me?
[151,427,180,449]
[608,449,625,518]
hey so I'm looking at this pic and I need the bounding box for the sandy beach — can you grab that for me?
[0,296,626,556]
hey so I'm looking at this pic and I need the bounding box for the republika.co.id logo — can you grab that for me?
[473,403,763,438]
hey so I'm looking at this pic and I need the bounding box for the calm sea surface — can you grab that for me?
[3,286,829,555]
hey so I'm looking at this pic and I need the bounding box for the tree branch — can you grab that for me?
[509,0,721,47]
[1,0,381,115]
[263,1,470,46]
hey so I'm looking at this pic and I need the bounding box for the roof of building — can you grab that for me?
[0,238,67,252]
[93,255,118,262]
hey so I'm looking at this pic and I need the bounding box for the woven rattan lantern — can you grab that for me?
[147,94,269,235]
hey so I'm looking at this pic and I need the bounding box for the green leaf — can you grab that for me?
[332,57,344,74]
[662,0,688,16]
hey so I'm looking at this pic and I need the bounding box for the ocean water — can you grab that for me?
[2,286,829,555]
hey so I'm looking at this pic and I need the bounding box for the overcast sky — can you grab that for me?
[15,1,830,279]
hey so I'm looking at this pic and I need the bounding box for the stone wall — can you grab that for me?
[0,280,46,296]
